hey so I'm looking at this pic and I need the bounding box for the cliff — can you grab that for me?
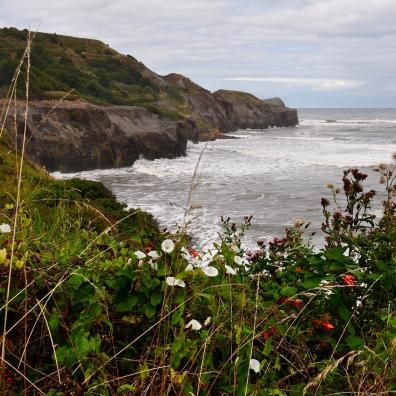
[0,28,298,171]
[3,100,196,172]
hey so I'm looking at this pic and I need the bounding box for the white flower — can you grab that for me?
[201,252,213,264]
[356,299,363,308]
[185,319,202,331]
[204,316,211,326]
[234,256,249,266]
[165,277,185,288]
[150,260,158,271]
[185,264,194,272]
[249,359,260,373]
[180,247,191,260]
[360,282,368,288]
[225,265,237,275]
[148,250,160,259]
[161,239,175,254]
[201,266,219,277]
[234,256,243,265]
[319,280,334,298]
[0,223,11,233]
[134,250,146,260]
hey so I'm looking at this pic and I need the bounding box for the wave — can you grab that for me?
[133,162,166,178]
[301,119,396,126]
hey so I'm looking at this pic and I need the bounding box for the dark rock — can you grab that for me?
[3,100,194,172]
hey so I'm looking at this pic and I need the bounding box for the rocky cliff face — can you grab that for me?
[3,101,196,172]
[3,93,297,172]
[160,74,298,132]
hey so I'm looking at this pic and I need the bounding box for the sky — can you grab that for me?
[2,0,396,108]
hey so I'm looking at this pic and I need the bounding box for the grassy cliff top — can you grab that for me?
[0,27,162,107]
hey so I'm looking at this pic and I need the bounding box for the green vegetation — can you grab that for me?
[0,30,395,395]
[0,27,160,106]
[1,130,395,394]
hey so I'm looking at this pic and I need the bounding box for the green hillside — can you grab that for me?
[0,27,163,107]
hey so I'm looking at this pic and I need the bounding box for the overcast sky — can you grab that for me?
[2,0,396,107]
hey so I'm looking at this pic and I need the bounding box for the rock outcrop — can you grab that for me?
[3,92,298,172]
[3,101,196,172]
[160,74,298,133]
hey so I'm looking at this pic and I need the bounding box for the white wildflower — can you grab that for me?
[150,260,158,271]
[320,280,331,286]
[225,265,237,275]
[249,359,260,373]
[185,263,194,272]
[165,277,185,288]
[134,250,146,260]
[0,223,11,233]
[356,299,363,308]
[201,266,219,277]
[148,250,160,259]
[360,282,368,288]
[185,319,202,331]
[180,247,190,260]
[161,239,175,254]
[234,256,243,265]
[201,252,213,263]
[204,317,211,326]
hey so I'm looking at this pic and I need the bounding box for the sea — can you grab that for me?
[53,108,396,249]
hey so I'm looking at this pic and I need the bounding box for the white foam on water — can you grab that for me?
[52,110,396,247]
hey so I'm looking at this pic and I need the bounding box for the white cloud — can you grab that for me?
[225,77,364,91]
[1,0,396,106]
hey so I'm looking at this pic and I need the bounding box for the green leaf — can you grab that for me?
[49,311,60,332]
[325,247,346,261]
[171,332,186,355]
[171,306,185,326]
[346,336,363,349]
[68,273,84,289]
[144,304,156,319]
[375,261,387,272]
[150,292,162,306]
[280,286,297,297]
[338,305,351,321]
[116,295,138,312]
[302,278,320,290]
[274,355,281,371]
[263,338,272,357]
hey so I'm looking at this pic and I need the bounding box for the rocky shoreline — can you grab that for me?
[3,95,298,172]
